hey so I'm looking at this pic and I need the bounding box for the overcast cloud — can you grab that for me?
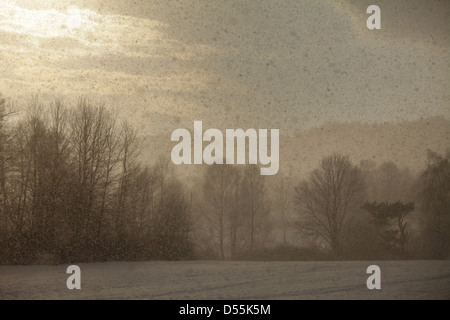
[0,0,448,134]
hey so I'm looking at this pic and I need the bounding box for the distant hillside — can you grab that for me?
[138,116,450,182]
[283,116,449,177]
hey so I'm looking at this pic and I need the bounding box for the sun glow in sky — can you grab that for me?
[0,2,97,38]
[65,6,83,30]
[0,0,215,126]
[0,1,169,54]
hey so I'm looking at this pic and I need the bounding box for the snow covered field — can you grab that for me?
[1,260,449,300]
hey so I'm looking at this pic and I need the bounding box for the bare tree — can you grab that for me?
[294,154,365,255]
[68,99,122,259]
[202,164,237,259]
[241,165,270,250]
[0,95,13,237]
[229,167,242,258]
[419,150,450,259]
[151,158,193,260]
[272,174,294,245]
[114,122,139,237]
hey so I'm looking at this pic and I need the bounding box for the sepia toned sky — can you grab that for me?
[0,0,449,135]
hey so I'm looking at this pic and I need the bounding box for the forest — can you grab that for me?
[0,96,449,264]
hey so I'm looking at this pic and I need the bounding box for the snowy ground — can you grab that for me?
[1,260,449,300]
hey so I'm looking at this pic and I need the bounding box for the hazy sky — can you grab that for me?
[0,0,448,135]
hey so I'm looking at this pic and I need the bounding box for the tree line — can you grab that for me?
[0,97,192,263]
[291,152,449,260]
[192,133,449,260]
[0,96,448,264]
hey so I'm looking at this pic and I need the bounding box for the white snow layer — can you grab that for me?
[0,260,449,299]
